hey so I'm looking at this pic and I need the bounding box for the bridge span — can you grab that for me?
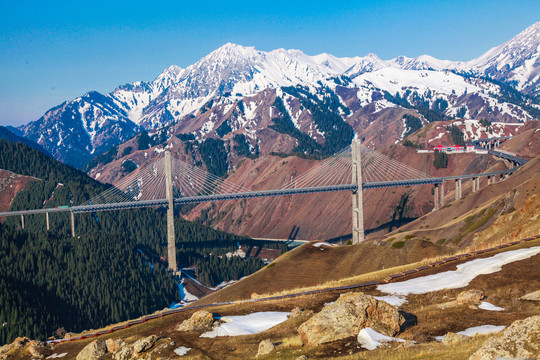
[0,137,526,271]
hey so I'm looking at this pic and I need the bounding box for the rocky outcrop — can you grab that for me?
[297,292,405,345]
[105,338,123,353]
[456,289,485,304]
[256,339,275,357]
[176,310,215,332]
[132,335,156,355]
[469,315,540,360]
[0,338,51,360]
[27,340,50,358]
[76,340,107,360]
[521,290,540,301]
[288,307,314,319]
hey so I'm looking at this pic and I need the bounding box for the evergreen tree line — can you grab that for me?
[0,139,286,344]
[0,222,179,345]
[384,90,449,122]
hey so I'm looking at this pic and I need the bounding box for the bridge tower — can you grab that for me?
[165,151,177,272]
[351,139,364,244]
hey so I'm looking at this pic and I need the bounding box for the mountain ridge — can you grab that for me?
[16,21,540,168]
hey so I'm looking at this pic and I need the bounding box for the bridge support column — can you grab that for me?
[433,184,440,211]
[472,177,477,193]
[46,212,50,231]
[70,211,75,237]
[476,177,480,191]
[455,179,462,201]
[487,175,491,185]
[165,151,177,271]
[440,181,445,208]
[351,139,364,244]
[21,215,24,230]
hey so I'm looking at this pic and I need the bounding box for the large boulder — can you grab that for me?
[456,289,484,304]
[297,292,405,345]
[176,310,215,332]
[27,340,50,358]
[469,315,540,360]
[76,340,107,360]
[521,290,540,301]
[256,339,275,357]
[132,335,157,355]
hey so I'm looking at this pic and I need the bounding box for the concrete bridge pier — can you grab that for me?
[455,179,462,201]
[46,212,50,231]
[21,215,24,230]
[70,211,75,237]
[440,181,445,208]
[476,177,480,190]
[487,175,491,185]
[165,151,178,271]
[433,184,440,211]
[351,139,364,244]
[472,177,478,192]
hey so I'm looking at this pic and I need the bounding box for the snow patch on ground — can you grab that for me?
[378,246,540,296]
[374,295,408,307]
[173,346,191,356]
[46,354,68,359]
[478,302,505,311]
[357,327,405,350]
[435,325,506,341]
[178,282,199,302]
[313,242,336,248]
[428,132,445,143]
[200,312,290,338]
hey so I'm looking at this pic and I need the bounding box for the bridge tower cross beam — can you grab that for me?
[165,151,177,272]
[351,139,364,244]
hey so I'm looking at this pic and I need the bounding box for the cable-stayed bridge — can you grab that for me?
[0,138,525,271]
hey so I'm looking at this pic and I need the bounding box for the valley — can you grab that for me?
[0,18,539,360]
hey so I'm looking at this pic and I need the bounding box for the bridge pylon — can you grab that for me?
[351,139,364,244]
[165,151,177,272]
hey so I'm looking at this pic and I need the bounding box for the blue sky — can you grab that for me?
[0,0,538,126]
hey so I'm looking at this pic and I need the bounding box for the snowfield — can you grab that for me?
[435,325,506,341]
[200,312,290,337]
[378,246,540,296]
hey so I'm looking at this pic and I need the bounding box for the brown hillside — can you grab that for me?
[182,145,510,240]
[0,170,37,213]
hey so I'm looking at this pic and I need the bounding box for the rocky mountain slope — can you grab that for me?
[17,22,540,168]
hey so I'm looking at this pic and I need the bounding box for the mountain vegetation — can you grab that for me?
[0,139,286,344]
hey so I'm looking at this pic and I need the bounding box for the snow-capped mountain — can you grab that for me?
[18,21,539,168]
[464,21,540,94]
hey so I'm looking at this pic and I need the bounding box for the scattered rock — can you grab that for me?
[296,355,308,360]
[441,332,468,345]
[289,308,314,319]
[132,335,157,355]
[398,340,416,348]
[297,292,405,345]
[112,344,132,360]
[469,315,540,360]
[521,290,540,301]
[176,310,215,332]
[27,340,50,358]
[256,339,275,357]
[456,289,484,304]
[76,340,107,360]
[105,338,123,354]
[0,337,28,356]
